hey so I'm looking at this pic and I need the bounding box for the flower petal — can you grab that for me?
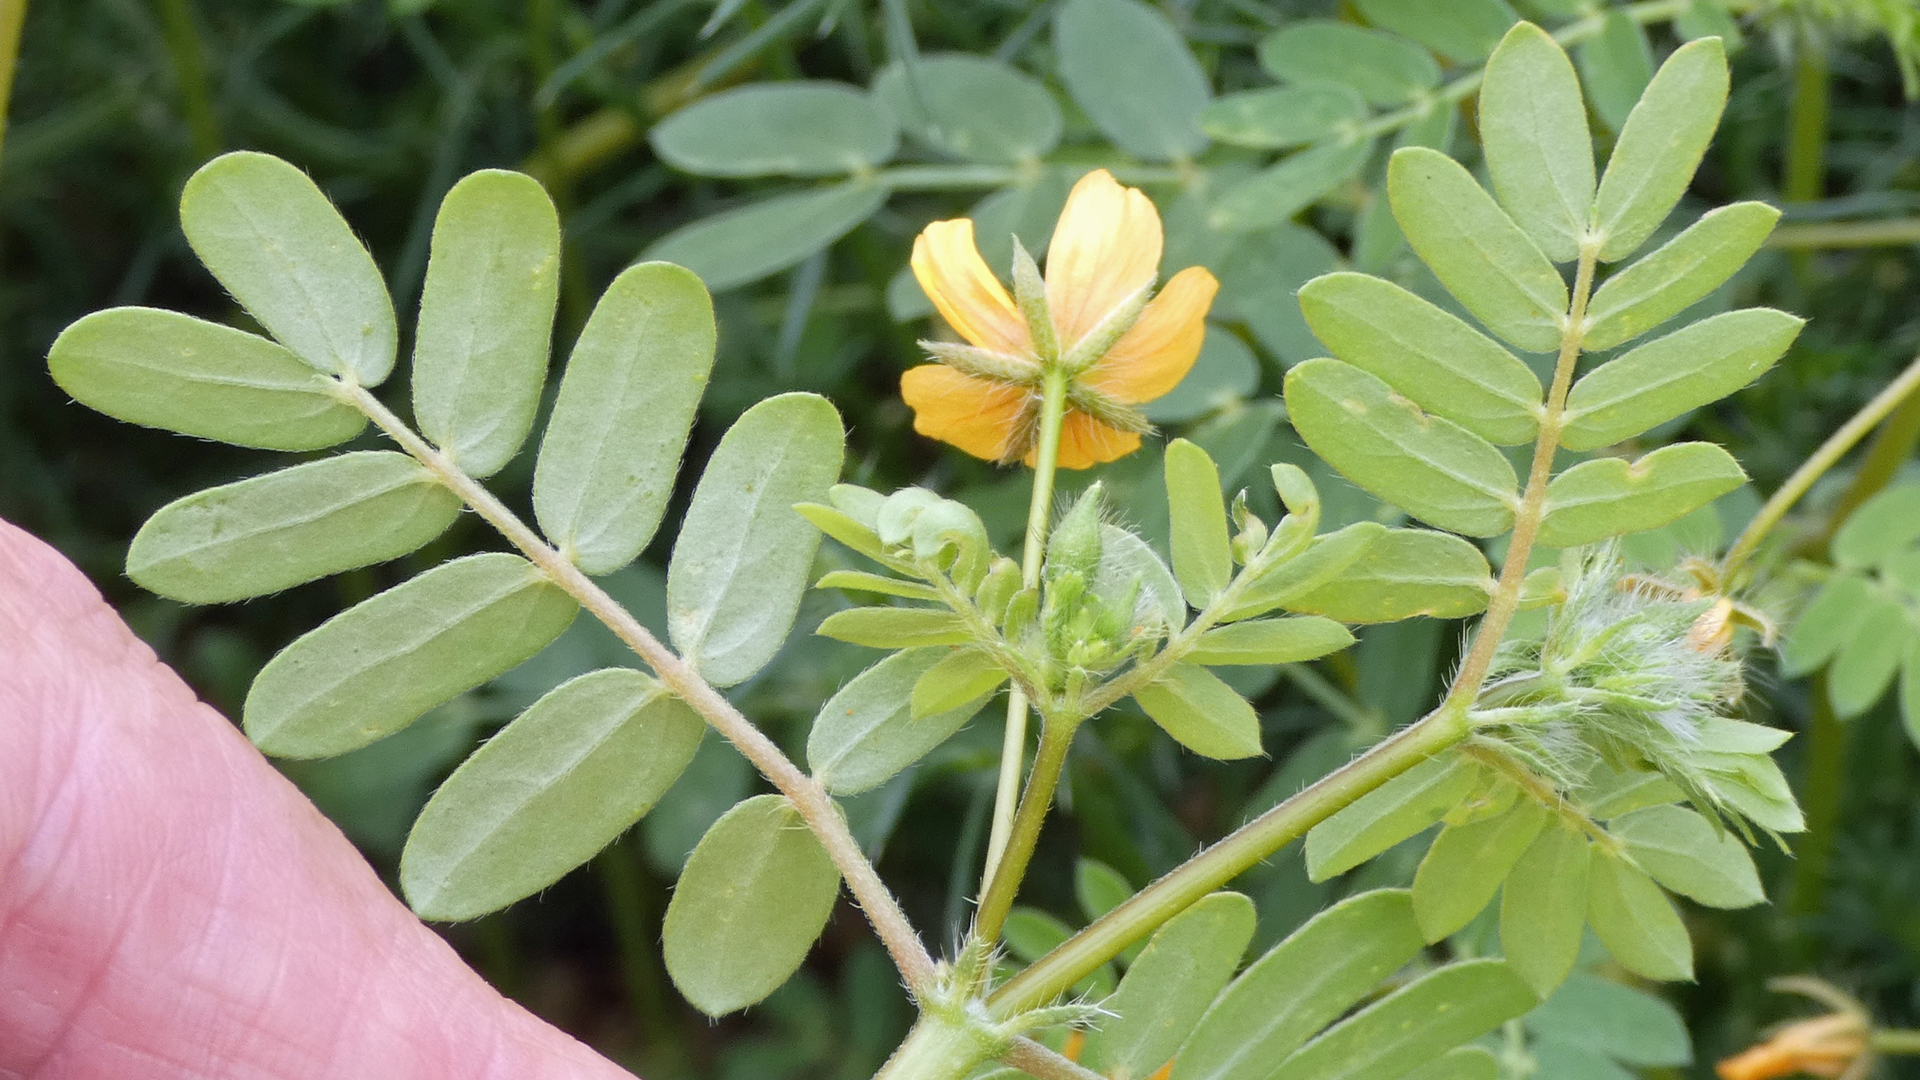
[1032,411,1142,470]
[911,219,1030,355]
[1046,170,1164,349]
[1085,266,1220,404]
[901,364,1029,461]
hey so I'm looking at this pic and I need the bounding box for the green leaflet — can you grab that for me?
[411,170,561,479]
[1166,438,1233,608]
[1610,804,1764,909]
[47,308,365,451]
[1388,146,1568,353]
[126,451,459,604]
[910,647,1009,720]
[1076,859,1133,923]
[1586,851,1693,981]
[1402,1049,1498,1080]
[1186,616,1354,666]
[661,794,841,1016]
[1199,85,1368,150]
[178,152,396,384]
[244,553,578,759]
[815,570,941,602]
[1285,358,1518,537]
[1500,819,1592,997]
[1526,971,1693,1068]
[652,83,898,177]
[400,668,704,921]
[1479,23,1595,263]
[533,262,715,574]
[1133,662,1262,760]
[1832,485,1920,570]
[1267,959,1538,1080]
[1095,524,1189,633]
[1298,272,1543,446]
[1781,574,1873,677]
[1591,37,1730,262]
[1256,20,1439,106]
[871,54,1063,164]
[644,182,888,291]
[1209,139,1373,233]
[1412,798,1548,942]
[1306,753,1483,881]
[815,607,971,648]
[1577,10,1655,135]
[1582,202,1781,351]
[809,648,994,795]
[1171,890,1427,1080]
[1354,0,1517,64]
[1083,893,1256,1079]
[1221,522,1384,622]
[1536,443,1747,549]
[1560,309,1804,451]
[1054,0,1210,163]
[1828,595,1909,718]
[1287,527,1495,625]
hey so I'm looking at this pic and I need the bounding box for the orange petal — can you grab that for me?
[1031,410,1142,470]
[901,364,1028,461]
[910,219,1030,355]
[1085,266,1220,404]
[1046,170,1164,349]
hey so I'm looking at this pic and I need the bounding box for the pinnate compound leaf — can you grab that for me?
[179,152,396,384]
[809,648,994,795]
[1610,804,1764,909]
[1591,37,1730,262]
[645,182,888,292]
[1500,819,1592,997]
[1209,140,1373,233]
[1299,272,1543,446]
[662,794,841,1016]
[412,170,561,479]
[1561,309,1803,451]
[871,54,1062,164]
[1537,443,1747,549]
[1832,485,1920,570]
[1084,893,1256,1079]
[401,668,704,921]
[1268,959,1539,1080]
[816,606,971,648]
[1200,85,1368,150]
[1412,799,1548,942]
[1286,359,1518,537]
[1054,0,1209,163]
[1525,971,1692,1067]
[1389,147,1568,353]
[1166,438,1233,608]
[245,553,578,758]
[1781,574,1872,677]
[669,393,845,687]
[1172,890,1426,1080]
[911,648,1009,720]
[48,308,365,451]
[127,451,459,604]
[1828,595,1910,718]
[1222,522,1385,622]
[1479,22,1595,263]
[534,262,715,574]
[1586,851,1693,981]
[1583,202,1780,351]
[1187,616,1353,666]
[1257,20,1439,106]
[1578,10,1656,135]
[652,82,898,177]
[1307,754,1483,881]
[1133,663,1262,760]
[1354,0,1517,64]
[1284,529,1495,623]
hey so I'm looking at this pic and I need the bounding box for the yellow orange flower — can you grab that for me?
[901,169,1219,469]
[1717,1014,1871,1080]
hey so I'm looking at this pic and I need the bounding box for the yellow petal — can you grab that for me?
[1045,169,1163,349]
[1030,411,1142,470]
[910,219,1030,355]
[1084,266,1219,404]
[901,364,1029,461]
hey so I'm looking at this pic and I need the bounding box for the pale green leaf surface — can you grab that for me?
[815,607,971,648]
[1583,202,1780,351]
[1055,0,1208,162]
[533,262,715,574]
[179,151,396,383]
[411,170,561,478]
[1500,819,1592,997]
[1828,595,1909,718]
[1578,10,1655,135]
[1209,140,1372,233]
[1529,1043,1636,1080]
[1200,85,1368,150]
[1256,20,1439,106]
[1222,522,1384,622]
[127,451,459,604]
[1083,893,1255,1079]
[1166,438,1233,608]
[1586,852,1693,981]
[1076,859,1132,923]
[1094,524,1188,633]
[1413,799,1548,942]
[1591,37,1730,261]
[1537,443,1747,548]
[809,648,994,795]
[1480,22,1594,263]
[662,794,841,1015]
[47,307,364,451]
[871,54,1062,163]
[815,570,940,602]
[1402,1049,1499,1080]
[1285,528,1495,623]
[651,82,898,176]
[1525,972,1692,1066]
[244,553,578,758]
[1611,804,1764,909]
[1355,0,1517,63]
[1781,574,1873,677]
[1306,753,1482,881]
[644,183,887,291]
[1832,485,1920,570]
[1187,616,1353,665]
[910,648,1008,719]
[1267,959,1539,1080]
[401,668,704,920]
[1133,663,1262,760]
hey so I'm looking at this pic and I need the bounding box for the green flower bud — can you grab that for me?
[910,499,992,590]
[974,556,1022,625]
[1046,483,1105,580]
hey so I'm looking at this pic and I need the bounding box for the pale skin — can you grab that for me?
[0,517,629,1080]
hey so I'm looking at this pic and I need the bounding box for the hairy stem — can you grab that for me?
[1723,353,1920,580]
[340,383,938,995]
[976,715,1078,943]
[1002,1038,1107,1080]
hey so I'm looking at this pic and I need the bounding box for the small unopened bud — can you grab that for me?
[1230,490,1268,566]
[974,557,1022,625]
[877,487,944,547]
[1687,597,1737,654]
[911,500,991,590]
[1047,484,1105,580]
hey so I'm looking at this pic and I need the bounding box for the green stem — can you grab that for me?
[981,370,1071,896]
[153,0,221,160]
[1788,674,1844,924]
[1816,380,1920,546]
[1875,1030,1920,1055]
[0,0,25,170]
[976,716,1078,944]
[1768,218,1920,248]
[1785,40,1830,282]
[1723,353,1920,581]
